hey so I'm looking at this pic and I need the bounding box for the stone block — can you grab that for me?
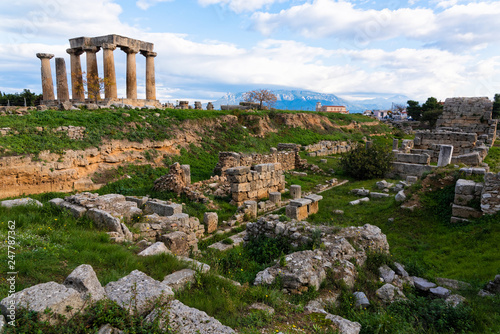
[451,204,483,219]
[437,145,454,167]
[204,212,218,234]
[305,194,323,202]
[286,205,308,220]
[104,270,173,315]
[309,201,319,214]
[226,166,250,175]
[290,198,312,207]
[455,179,477,195]
[290,185,301,199]
[161,231,190,256]
[454,194,474,206]
[60,201,87,218]
[162,269,196,291]
[64,264,106,302]
[138,242,171,256]
[269,192,281,206]
[1,198,43,208]
[86,209,122,233]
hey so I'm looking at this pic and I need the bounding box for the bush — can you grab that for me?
[340,143,394,180]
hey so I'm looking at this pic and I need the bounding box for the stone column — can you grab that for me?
[55,58,69,102]
[141,51,157,100]
[437,145,454,167]
[83,46,101,100]
[36,53,55,101]
[102,43,117,99]
[66,48,85,101]
[122,47,139,99]
[290,185,302,199]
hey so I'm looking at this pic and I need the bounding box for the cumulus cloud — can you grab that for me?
[198,0,286,13]
[136,0,174,10]
[251,0,500,51]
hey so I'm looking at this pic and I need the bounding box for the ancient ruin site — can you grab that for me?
[1,3,500,334]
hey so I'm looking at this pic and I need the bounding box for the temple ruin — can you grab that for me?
[36,34,160,108]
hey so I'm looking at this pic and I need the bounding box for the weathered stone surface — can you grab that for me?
[395,190,406,202]
[104,270,173,315]
[204,212,218,234]
[435,277,471,290]
[413,277,437,291]
[161,231,190,256]
[445,294,467,307]
[451,204,483,219]
[353,291,370,308]
[248,302,275,315]
[325,314,361,334]
[394,262,409,277]
[138,242,171,256]
[290,185,302,199]
[163,269,196,291]
[60,201,87,218]
[146,299,236,333]
[0,282,85,321]
[48,197,65,206]
[1,198,43,208]
[86,208,122,232]
[64,264,106,302]
[178,256,210,273]
[376,283,405,303]
[429,286,451,298]
[97,324,124,334]
[485,275,500,294]
[370,192,390,199]
[379,265,395,283]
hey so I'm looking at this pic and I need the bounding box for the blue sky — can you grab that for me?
[1,0,500,103]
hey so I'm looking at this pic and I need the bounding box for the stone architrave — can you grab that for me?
[437,145,454,167]
[141,51,157,100]
[36,53,55,101]
[66,48,85,101]
[102,43,117,99]
[83,46,101,100]
[122,47,139,99]
[55,58,69,101]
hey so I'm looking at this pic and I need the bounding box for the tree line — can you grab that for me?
[0,89,42,106]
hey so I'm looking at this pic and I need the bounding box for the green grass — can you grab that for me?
[484,142,500,172]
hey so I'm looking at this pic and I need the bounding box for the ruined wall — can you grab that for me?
[413,131,478,159]
[303,140,353,157]
[436,97,497,146]
[481,172,500,215]
[214,150,300,174]
[226,163,285,205]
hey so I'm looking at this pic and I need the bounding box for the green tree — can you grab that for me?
[421,97,443,128]
[340,143,394,180]
[406,100,422,120]
[492,94,500,119]
[243,89,277,110]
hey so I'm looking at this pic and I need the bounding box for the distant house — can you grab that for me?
[373,110,388,120]
[315,102,348,114]
[363,110,373,116]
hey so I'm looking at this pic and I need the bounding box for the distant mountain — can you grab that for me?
[211,90,409,113]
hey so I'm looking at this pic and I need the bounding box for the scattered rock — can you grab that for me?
[485,275,500,294]
[393,262,409,278]
[138,242,171,257]
[146,299,236,333]
[376,283,405,303]
[353,291,370,308]
[1,198,43,208]
[413,277,436,292]
[429,286,451,299]
[0,282,85,322]
[435,277,471,290]
[333,210,344,215]
[445,294,466,307]
[478,290,495,297]
[104,270,174,315]
[325,313,361,334]
[163,268,196,291]
[248,302,275,315]
[379,265,395,284]
[97,324,124,334]
[395,190,406,202]
[63,264,106,302]
[178,256,210,273]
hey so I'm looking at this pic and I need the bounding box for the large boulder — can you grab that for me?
[145,299,236,333]
[104,270,173,315]
[0,282,85,322]
[63,264,106,302]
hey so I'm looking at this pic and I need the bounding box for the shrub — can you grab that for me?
[340,143,394,180]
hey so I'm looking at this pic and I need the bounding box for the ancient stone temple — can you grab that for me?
[36,34,160,108]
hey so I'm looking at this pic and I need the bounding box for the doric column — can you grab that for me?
[141,51,157,100]
[83,46,101,100]
[102,43,117,99]
[55,58,69,102]
[66,48,85,101]
[122,47,139,99]
[36,53,55,101]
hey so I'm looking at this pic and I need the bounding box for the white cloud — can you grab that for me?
[251,0,500,51]
[198,0,286,13]
[136,0,174,10]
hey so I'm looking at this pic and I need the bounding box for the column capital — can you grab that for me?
[36,53,54,59]
[66,48,84,56]
[102,43,117,51]
[121,46,140,54]
[140,50,157,58]
[82,46,101,53]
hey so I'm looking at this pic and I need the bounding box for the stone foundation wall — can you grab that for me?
[226,163,285,205]
[215,150,300,174]
[413,131,479,160]
[481,172,500,215]
[436,97,497,146]
[303,140,353,157]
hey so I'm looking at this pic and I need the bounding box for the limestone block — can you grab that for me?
[269,192,281,206]
[138,242,171,256]
[86,209,122,233]
[286,205,308,220]
[1,198,43,208]
[64,264,106,302]
[60,201,87,218]
[178,256,210,273]
[161,231,190,256]
[163,269,196,291]
[455,179,477,195]
[204,212,218,234]
[413,277,436,291]
[290,198,312,207]
[451,204,483,219]
[308,201,319,215]
[104,270,173,315]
